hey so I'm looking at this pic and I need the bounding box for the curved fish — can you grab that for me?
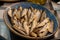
[22,8,28,17]
[36,17,49,28]
[30,32,37,37]
[8,8,12,17]
[13,25,26,35]
[23,21,29,35]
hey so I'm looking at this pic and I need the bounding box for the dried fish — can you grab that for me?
[33,9,37,14]
[38,30,48,37]
[18,6,23,12]
[11,18,15,24]
[9,7,54,37]
[38,23,48,37]
[16,10,21,19]
[13,25,26,35]
[23,21,29,35]
[39,21,53,33]
[33,28,42,33]
[39,23,48,33]
[29,10,42,23]
[47,21,54,33]
[29,8,37,23]
[30,32,37,37]
[22,8,28,17]
[18,22,25,32]
[12,18,25,32]
[13,8,17,16]
[12,19,18,25]
[8,8,12,17]
[29,12,34,24]
[40,11,46,22]
[13,8,21,20]
[30,7,34,11]
[30,20,37,32]
[36,17,49,28]
[38,10,42,21]
[27,9,31,18]
[34,10,41,21]
[25,15,28,21]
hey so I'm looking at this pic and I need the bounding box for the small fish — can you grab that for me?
[30,32,37,37]
[11,17,16,24]
[39,23,48,33]
[27,9,31,18]
[36,18,49,28]
[25,15,28,21]
[18,6,23,12]
[38,10,42,22]
[33,9,37,14]
[11,18,18,25]
[29,10,41,23]
[23,21,29,35]
[13,8,17,16]
[18,22,25,32]
[8,8,12,17]
[47,21,54,33]
[38,21,53,37]
[30,20,37,32]
[33,28,42,33]
[29,8,37,23]
[16,10,21,20]
[13,25,26,35]
[34,10,41,21]
[29,12,34,24]
[13,8,21,20]
[38,30,48,37]
[22,8,28,17]
[30,7,34,11]
[38,23,48,37]
[40,11,46,22]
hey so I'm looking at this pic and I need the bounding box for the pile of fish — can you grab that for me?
[8,6,54,38]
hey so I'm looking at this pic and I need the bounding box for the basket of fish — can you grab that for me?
[3,2,58,39]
